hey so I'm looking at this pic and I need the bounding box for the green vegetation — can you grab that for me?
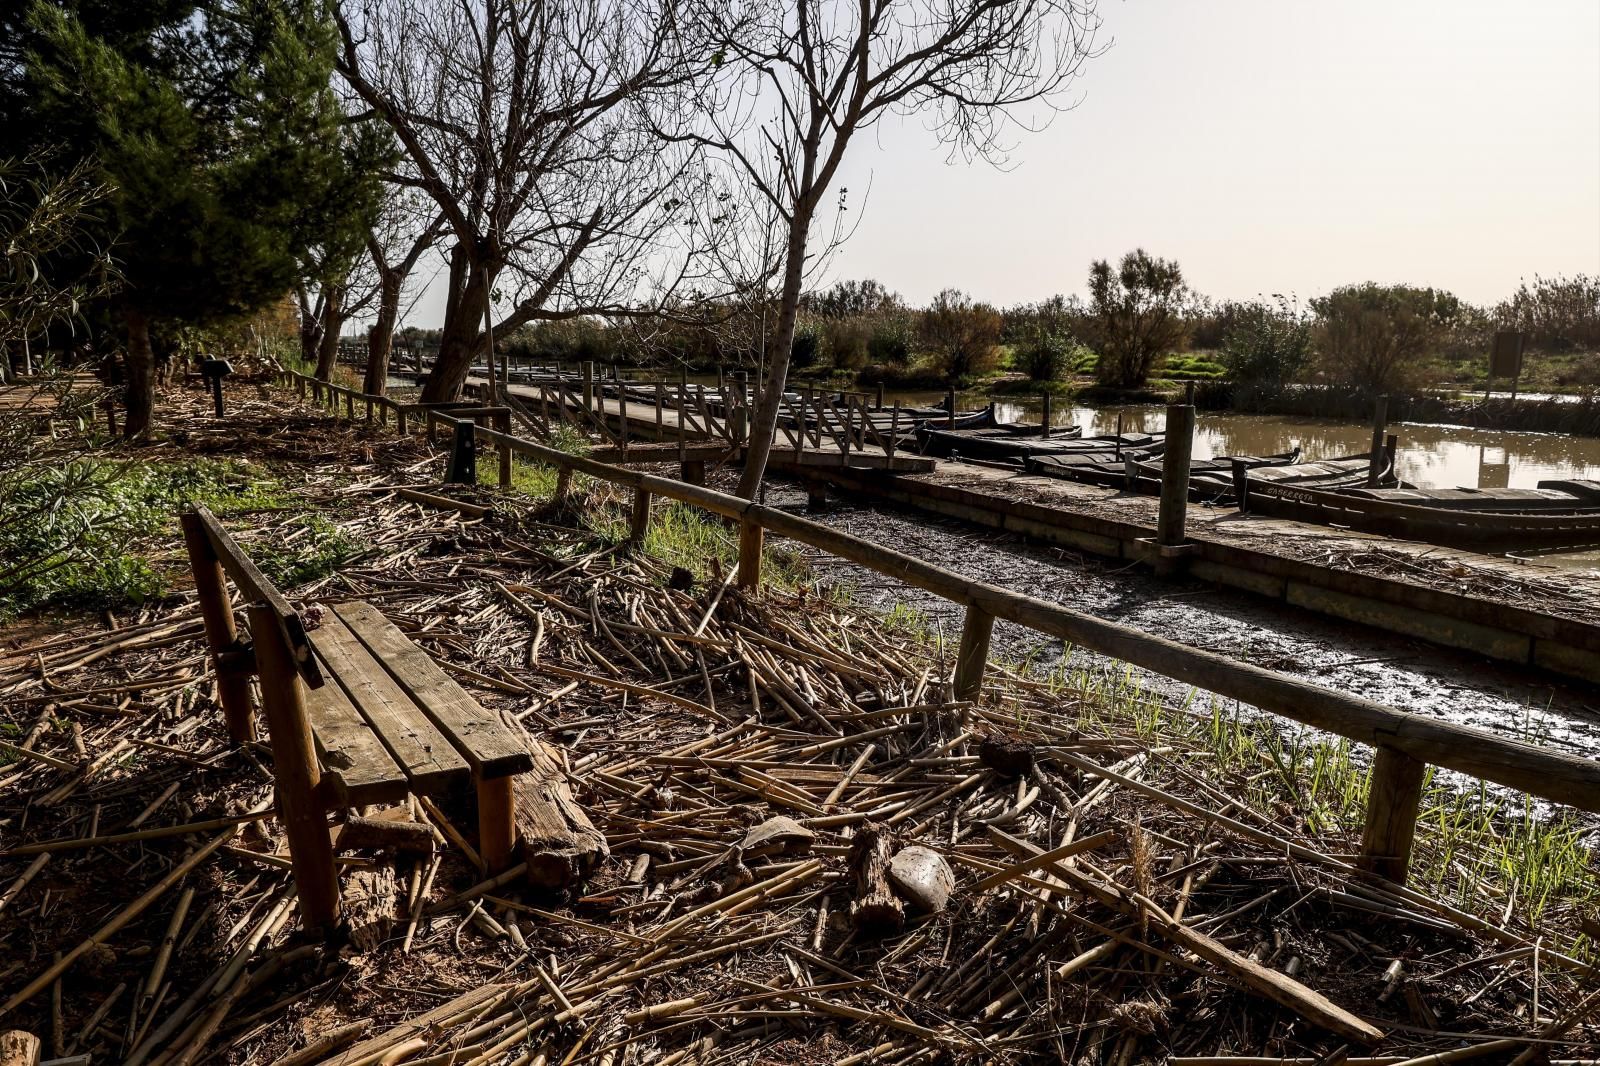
[0,457,294,618]
[1028,655,1599,950]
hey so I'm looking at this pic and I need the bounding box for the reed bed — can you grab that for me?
[0,380,1596,1063]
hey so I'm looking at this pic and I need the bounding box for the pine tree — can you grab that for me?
[24,0,382,436]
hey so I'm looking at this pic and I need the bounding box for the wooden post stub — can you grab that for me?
[248,603,340,933]
[1359,745,1426,885]
[848,822,904,934]
[476,775,517,875]
[737,518,764,590]
[180,513,256,744]
[1156,402,1195,550]
[630,487,652,544]
[0,1030,41,1066]
[953,604,995,703]
[682,459,705,486]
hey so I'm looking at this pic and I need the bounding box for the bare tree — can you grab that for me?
[683,0,1102,499]
[335,0,722,403]
[364,188,445,395]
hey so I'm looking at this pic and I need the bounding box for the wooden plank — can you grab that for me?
[191,506,324,688]
[304,674,410,808]
[331,601,533,780]
[312,612,468,794]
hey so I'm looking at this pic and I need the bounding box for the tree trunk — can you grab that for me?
[123,304,156,439]
[422,257,490,403]
[296,285,323,369]
[365,272,401,396]
[314,285,344,381]
[735,201,816,500]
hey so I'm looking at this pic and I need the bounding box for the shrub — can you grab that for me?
[1013,330,1073,381]
[822,317,871,371]
[867,312,913,365]
[790,320,827,370]
[1085,249,1194,389]
[919,288,1001,382]
[1494,274,1600,352]
[1311,283,1461,394]
[1220,296,1312,397]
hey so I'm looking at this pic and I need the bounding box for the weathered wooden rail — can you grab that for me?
[281,369,1600,885]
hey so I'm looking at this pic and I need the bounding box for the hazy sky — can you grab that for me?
[408,0,1600,326]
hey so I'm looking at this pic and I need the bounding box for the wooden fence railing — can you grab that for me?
[281,369,1600,888]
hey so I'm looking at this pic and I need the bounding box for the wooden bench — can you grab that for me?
[181,505,604,933]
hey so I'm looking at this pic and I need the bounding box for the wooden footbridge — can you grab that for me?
[282,367,1600,903]
[462,366,937,475]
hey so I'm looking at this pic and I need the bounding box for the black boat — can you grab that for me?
[914,408,1086,460]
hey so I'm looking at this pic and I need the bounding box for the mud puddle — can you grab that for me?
[755,480,1600,759]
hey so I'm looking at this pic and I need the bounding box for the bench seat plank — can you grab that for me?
[304,675,410,808]
[331,601,534,780]
[312,613,468,794]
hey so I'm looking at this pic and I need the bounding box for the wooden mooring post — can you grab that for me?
[1154,399,1196,564]
[1358,745,1426,884]
[1041,392,1052,438]
[248,603,340,933]
[1367,394,1389,487]
[953,604,995,702]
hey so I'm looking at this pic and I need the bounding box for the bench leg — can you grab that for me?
[181,513,255,744]
[249,604,341,933]
[476,776,517,875]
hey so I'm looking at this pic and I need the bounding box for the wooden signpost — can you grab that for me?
[1486,330,1526,400]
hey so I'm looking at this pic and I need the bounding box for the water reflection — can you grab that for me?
[877,391,1600,570]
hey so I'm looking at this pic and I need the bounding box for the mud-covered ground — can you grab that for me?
[750,478,1600,759]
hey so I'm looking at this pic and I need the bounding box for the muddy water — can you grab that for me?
[760,480,1600,761]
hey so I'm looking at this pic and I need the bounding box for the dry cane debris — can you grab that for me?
[1,380,1597,1064]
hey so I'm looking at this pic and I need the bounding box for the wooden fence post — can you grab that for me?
[1359,745,1426,884]
[953,604,994,702]
[582,361,595,415]
[446,419,477,484]
[737,517,763,589]
[247,603,340,933]
[179,514,255,744]
[630,487,652,544]
[396,406,408,435]
[496,410,513,487]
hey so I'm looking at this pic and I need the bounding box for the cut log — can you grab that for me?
[848,822,904,934]
[0,1032,39,1066]
[335,816,435,857]
[344,866,399,953]
[514,739,607,890]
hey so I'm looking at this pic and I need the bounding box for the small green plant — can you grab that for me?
[254,514,361,588]
[0,457,292,618]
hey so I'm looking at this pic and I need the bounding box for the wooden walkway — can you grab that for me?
[468,376,937,473]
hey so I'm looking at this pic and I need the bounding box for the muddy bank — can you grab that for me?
[751,478,1600,758]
